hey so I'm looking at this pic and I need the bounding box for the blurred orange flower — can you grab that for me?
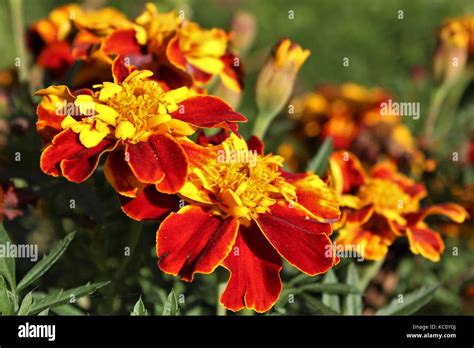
[329,151,468,261]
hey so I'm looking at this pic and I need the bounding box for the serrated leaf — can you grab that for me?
[0,223,16,290]
[29,281,109,315]
[18,291,33,315]
[302,293,339,315]
[131,297,148,316]
[376,284,440,316]
[306,137,333,175]
[162,290,179,316]
[344,263,363,315]
[17,232,76,293]
[321,270,341,313]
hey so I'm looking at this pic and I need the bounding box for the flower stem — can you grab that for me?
[253,110,277,139]
[9,0,29,84]
[216,282,227,316]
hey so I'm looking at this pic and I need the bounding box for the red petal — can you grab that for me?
[283,173,340,223]
[406,225,445,262]
[196,129,230,146]
[220,222,282,313]
[156,206,239,281]
[37,41,74,78]
[344,205,374,225]
[220,52,244,93]
[246,136,264,155]
[40,129,115,183]
[170,95,247,131]
[102,29,142,57]
[112,55,135,84]
[256,201,335,275]
[329,151,366,194]
[126,134,188,193]
[166,36,187,71]
[36,102,64,142]
[405,203,469,226]
[104,149,144,197]
[120,185,179,221]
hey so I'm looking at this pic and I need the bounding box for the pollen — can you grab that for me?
[207,152,296,226]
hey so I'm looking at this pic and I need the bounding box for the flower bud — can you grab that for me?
[254,39,310,137]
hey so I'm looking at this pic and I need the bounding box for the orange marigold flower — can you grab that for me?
[102,3,243,92]
[120,133,340,312]
[329,151,468,262]
[284,83,429,174]
[34,60,246,194]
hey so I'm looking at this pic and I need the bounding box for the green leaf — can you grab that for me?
[17,232,76,293]
[37,308,49,316]
[376,284,440,316]
[131,297,148,316]
[302,293,339,315]
[299,283,360,295]
[0,277,14,315]
[51,304,84,316]
[0,223,16,290]
[18,291,33,315]
[344,263,363,315]
[29,281,109,315]
[321,270,341,313]
[359,258,384,292]
[306,137,333,175]
[162,290,179,316]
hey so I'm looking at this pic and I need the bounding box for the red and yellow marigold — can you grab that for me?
[34,59,246,194]
[329,151,468,262]
[119,133,341,312]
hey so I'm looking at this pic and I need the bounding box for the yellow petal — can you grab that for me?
[115,120,136,140]
[166,119,195,136]
[98,82,123,101]
[79,126,108,148]
[94,104,119,125]
[187,56,224,74]
[163,87,189,104]
[61,115,78,129]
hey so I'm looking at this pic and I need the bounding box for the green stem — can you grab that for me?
[252,110,277,139]
[358,258,385,293]
[9,0,28,84]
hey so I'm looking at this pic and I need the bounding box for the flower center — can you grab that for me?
[102,78,193,143]
[207,153,296,225]
[358,178,410,216]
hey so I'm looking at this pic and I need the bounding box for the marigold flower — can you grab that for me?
[284,83,429,174]
[329,151,468,262]
[34,60,246,194]
[102,3,243,92]
[120,133,340,312]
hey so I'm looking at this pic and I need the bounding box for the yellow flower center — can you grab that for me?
[358,178,410,223]
[61,71,194,148]
[207,152,296,226]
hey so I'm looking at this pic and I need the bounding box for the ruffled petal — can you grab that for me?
[40,129,115,183]
[406,224,445,262]
[104,149,144,197]
[283,172,340,223]
[170,95,247,131]
[126,134,188,193]
[156,206,239,281]
[120,185,179,221]
[255,201,335,276]
[220,222,282,313]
